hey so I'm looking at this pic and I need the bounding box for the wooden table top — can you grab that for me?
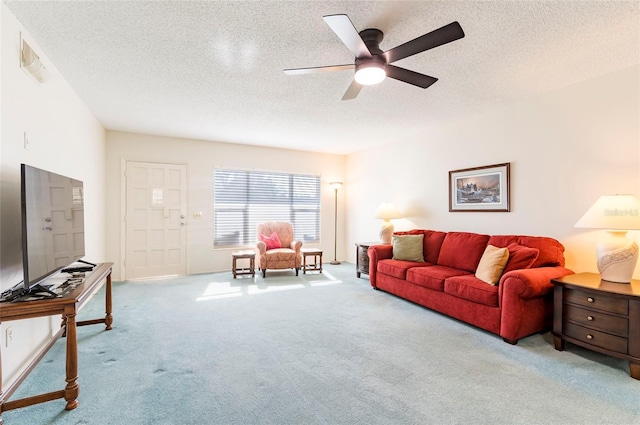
[552,272,640,297]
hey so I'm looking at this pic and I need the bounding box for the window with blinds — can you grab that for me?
[214,169,321,247]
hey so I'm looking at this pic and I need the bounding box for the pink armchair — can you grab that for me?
[256,222,302,277]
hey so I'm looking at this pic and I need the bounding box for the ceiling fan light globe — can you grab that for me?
[354,66,386,85]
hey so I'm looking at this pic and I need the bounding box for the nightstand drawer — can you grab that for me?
[564,304,628,336]
[564,288,629,315]
[564,322,628,353]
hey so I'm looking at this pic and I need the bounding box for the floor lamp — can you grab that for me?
[330,182,343,265]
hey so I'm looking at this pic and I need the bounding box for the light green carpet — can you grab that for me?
[3,263,640,424]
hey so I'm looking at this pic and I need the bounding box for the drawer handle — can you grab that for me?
[587,297,594,303]
[587,316,594,321]
[586,334,594,340]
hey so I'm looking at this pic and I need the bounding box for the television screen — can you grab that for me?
[21,164,85,291]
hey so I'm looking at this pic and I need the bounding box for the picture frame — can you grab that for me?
[449,163,510,212]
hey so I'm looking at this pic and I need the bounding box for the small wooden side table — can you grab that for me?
[552,272,640,379]
[232,250,255,278]
[355,242,379,278]
[301,248,323,274]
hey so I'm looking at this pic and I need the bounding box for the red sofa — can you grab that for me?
[367,230,574,344]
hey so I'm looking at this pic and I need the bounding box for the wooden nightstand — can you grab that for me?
[552,272,640,379]
[355,242,380,278]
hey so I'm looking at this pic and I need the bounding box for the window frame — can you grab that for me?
[213,168,321,248]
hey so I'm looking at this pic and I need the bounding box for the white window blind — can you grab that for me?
[214,169,320,247]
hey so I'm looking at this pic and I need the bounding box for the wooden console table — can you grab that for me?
[0,262,114,423]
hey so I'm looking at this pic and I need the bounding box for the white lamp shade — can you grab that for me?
[374,203,402,220]
[575,195,640,230]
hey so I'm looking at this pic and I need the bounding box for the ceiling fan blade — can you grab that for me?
[323,14,372,59]
[341,80,362,100]
[385,65,438,89]
[284,64,354,76]
[383,21,464,64]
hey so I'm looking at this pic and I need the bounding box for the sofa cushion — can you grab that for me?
[392,234,425,262]
[407,265,470,292]
[377,259,426,280]
[487,235,519,249]
[394,229,446,264]
[517,236,565,267]
[259,232,282,250]
[444,275,500,307]
[503,243,539,274]
[437,232,490,272]
[488,235,565,268]
[475,245,510,285]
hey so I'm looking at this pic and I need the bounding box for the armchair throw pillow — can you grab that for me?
[260,232,282,250]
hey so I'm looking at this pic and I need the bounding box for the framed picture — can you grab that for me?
[449,163,510,212]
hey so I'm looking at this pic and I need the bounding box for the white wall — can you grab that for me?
[0,4,106,388]
[106,131,346,281]
[346,65,640,278]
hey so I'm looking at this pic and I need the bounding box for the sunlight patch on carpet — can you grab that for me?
[196,274,342,302]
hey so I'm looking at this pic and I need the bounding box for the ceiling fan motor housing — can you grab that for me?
[359,28,384,56]
[355,28,386,81]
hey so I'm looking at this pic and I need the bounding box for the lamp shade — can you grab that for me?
[374,203,402,220]
[575,195,640,230]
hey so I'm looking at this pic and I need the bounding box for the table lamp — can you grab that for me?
[375,202,402,244]
[575,194,640,283]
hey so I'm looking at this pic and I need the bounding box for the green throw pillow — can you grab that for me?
[392,234,425,262]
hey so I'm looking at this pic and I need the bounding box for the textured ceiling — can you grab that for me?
[4,1,639,154]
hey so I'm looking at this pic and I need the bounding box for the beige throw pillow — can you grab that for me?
[392,234,425,262]
[475,245,510,285]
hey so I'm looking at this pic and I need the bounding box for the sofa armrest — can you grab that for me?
[367,244,393,288]
[256,241,267,255]
[290,240,302,253]
[499,266,574,300]
[498,266,574,343]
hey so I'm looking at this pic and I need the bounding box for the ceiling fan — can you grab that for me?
[284,14,465,100]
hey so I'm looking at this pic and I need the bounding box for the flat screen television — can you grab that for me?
[20,164,86,296]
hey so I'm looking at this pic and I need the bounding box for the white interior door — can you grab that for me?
[125,161,187,279]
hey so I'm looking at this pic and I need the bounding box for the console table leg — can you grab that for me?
[105,273,113,330]
[64,310,79,410]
